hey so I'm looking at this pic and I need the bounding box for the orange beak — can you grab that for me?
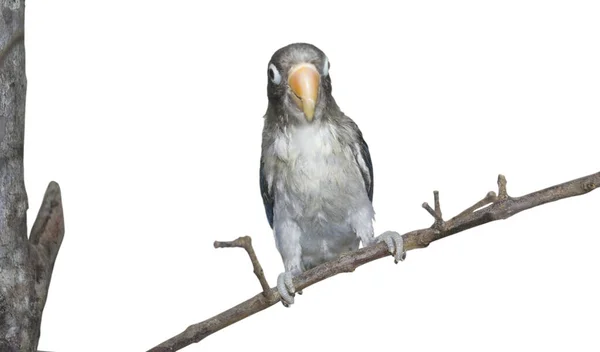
[288,64,320,121]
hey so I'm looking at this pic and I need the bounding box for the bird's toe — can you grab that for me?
[277,272,296,307]
[376,231,406,263]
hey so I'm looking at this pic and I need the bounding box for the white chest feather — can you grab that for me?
[268,123,345,193]
[274,124,336,161]
[265,121,369,217]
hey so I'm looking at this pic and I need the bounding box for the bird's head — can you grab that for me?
[266,43,333,124]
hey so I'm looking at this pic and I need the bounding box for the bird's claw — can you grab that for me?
[277,272,296,307]
[376,231,406,263]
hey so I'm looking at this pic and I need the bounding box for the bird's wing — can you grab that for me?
[354,132,374,202]
[259,160,274,228]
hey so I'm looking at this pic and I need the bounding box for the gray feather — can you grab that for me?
[259,160,274,228]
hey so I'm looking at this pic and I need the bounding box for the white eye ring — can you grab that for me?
[268,63,282,85]
[323,57,330,76]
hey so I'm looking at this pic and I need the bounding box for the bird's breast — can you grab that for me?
[263,121,374,270]
[266,123,370,223]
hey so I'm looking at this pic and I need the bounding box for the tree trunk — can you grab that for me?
[1,1,64,350]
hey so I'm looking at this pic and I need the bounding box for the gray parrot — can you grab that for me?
[259,43,405,306]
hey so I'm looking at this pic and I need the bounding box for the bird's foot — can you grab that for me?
[277,271,296,307]
[375,231,406,264]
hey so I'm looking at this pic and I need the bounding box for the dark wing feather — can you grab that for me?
[259,160,274,228]
[355,134,374,202]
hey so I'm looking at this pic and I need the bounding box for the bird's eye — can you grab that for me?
[323,57,330,77]
[268,63,282,85]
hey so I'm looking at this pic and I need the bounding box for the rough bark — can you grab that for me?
[1,1,64,350]
[148,171,599,351]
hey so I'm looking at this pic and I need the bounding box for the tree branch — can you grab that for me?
[148,171,600,352]
[1,1,64,350]
[214,236,271,297]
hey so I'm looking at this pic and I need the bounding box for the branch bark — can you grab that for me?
[1,1,65,350]
[148,171,600,352]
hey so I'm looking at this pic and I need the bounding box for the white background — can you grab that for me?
[21,1,599,351]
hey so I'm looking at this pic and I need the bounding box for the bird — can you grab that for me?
[259,43,405,306]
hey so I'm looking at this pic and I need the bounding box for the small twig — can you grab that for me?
[498,174,509,199]
[149,171,600,352]
[434,190,442,218]
[422,202,437,219]
[423,190,445,230]
[214,236,271,297]
[453,191,497,219]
